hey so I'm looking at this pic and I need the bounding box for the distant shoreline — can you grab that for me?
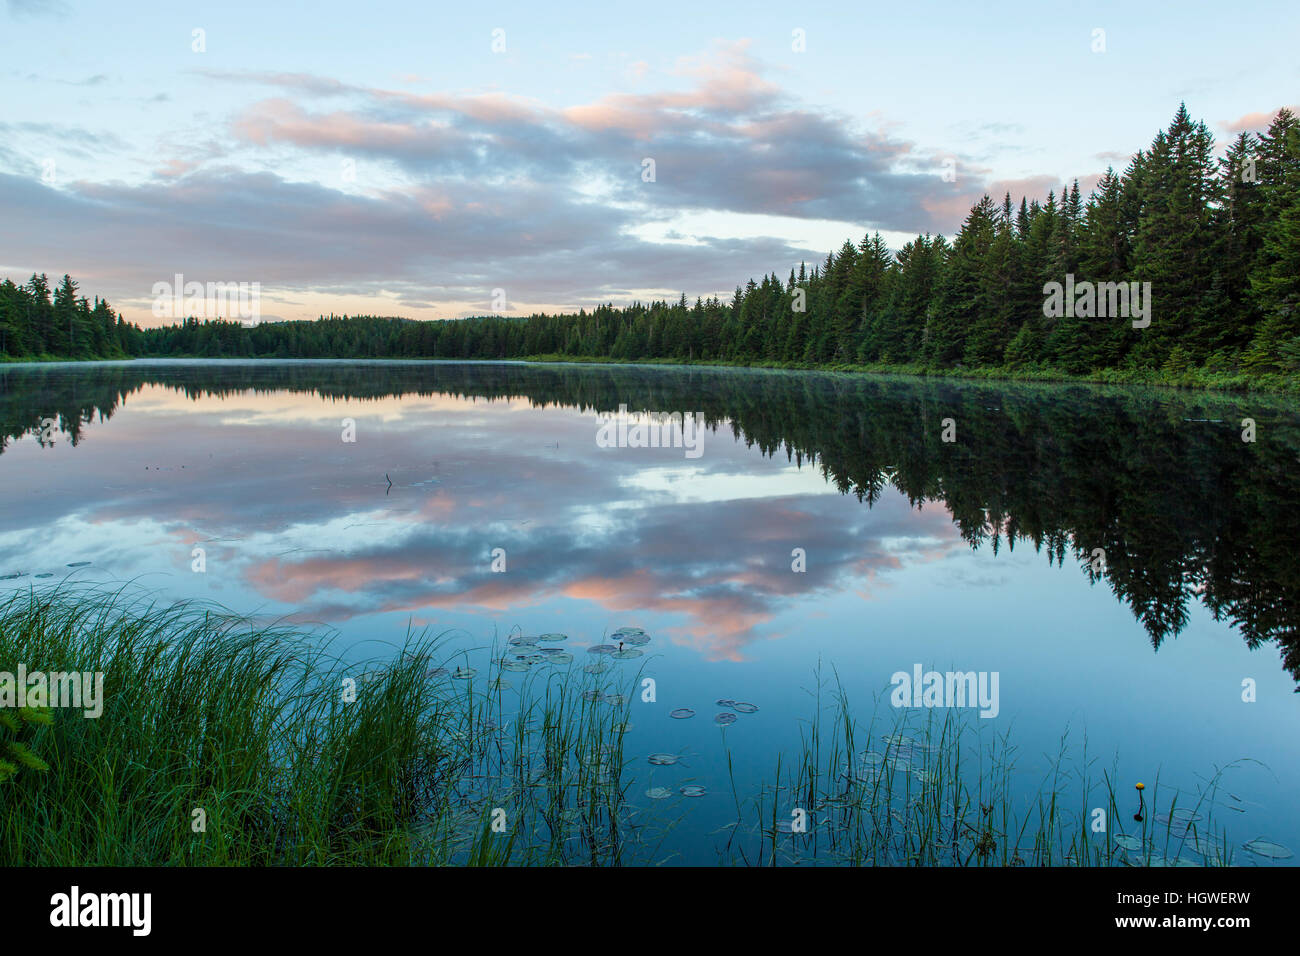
[6,351,1297,396]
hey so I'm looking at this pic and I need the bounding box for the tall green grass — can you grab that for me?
[0,589,1243,866]
[0,586,639,865]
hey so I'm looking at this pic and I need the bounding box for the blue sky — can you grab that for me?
[1,0,1296,323]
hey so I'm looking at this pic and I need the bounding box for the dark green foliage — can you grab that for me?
[7,106,1296,383]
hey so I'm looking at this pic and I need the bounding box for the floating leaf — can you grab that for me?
[732,702,758,714]
[508,635,538,646]
[499,660,531,673]
[450,667,478,680]
[715,698,736,707]
[583,662,610,674]
[679,785,707,798]
[612,649,643,659]
[714,712,737,726]
[1156,809,1203,829]
[669,708,695,719]
[645,787,672,800]
[647,753,679,766]
[1114,834,1143,852]
[587,644,618,655]
[538,633,568,642]
[66,561,91,568]
[1242,838,1293,860]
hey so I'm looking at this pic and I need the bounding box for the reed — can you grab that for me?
[0,588,1241,867]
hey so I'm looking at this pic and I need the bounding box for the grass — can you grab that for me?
[0,585,643,865]
[522,353,1300,395]
[0,588,1249,866]
[721,667,1241,867]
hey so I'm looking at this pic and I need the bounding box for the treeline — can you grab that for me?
[8,105,1298,379]
[0,274,142,360]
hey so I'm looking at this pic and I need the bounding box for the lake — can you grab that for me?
[2,359,1297,866]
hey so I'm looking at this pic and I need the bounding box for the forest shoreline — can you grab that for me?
[6,350,1297,396]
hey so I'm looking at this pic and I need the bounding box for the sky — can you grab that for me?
[1,0,1297,325]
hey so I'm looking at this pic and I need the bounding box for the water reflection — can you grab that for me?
[2,360,1298,682]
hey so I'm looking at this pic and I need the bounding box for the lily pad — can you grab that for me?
[499,660,531,673]
[450,667,478,680]
[714,712,737,726]
[669,708,695,719]
[1156,809,1203,828]
[1114,834,1143,852]
[732,702,758,714]
[66,561,91,567]
[647,753,680,766]
[539,633,568,642]
[508,635,538,646]
[679,785,707,798]
[645,787,672,800]
[715,698,736,707]
[583,662,611,674]
[603,694,627,707]
[587,644,618,655]
[1242,838,1293,860]
[612,649,643,659]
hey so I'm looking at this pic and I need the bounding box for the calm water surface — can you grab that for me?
[2,359,1297,865]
